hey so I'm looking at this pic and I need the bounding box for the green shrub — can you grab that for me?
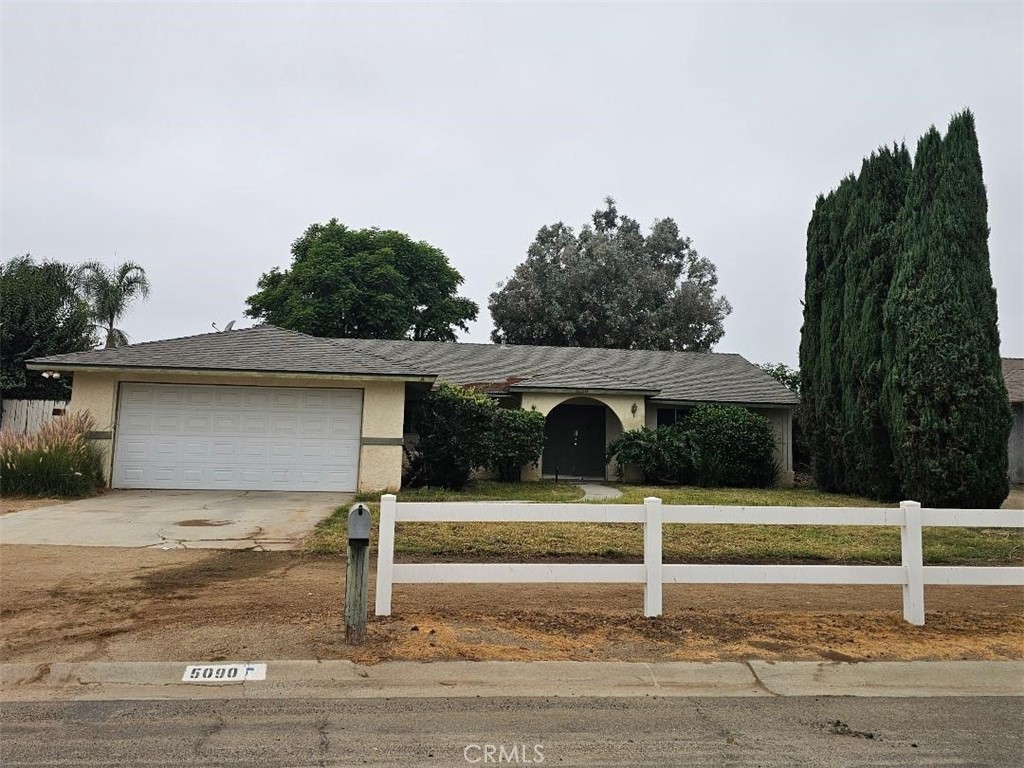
[606,425,694,484]
[488,407,545,482]
[401,444,426,488]
[418,382,495,490]
[685,404,778,488]
[0,411,105,497]
[607,405,777,488]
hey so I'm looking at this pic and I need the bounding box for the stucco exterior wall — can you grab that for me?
[65,369,406,492]
[751,406,795,487]
[1010,403,1024,485]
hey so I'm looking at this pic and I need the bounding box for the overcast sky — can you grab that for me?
[3,2,1021,366]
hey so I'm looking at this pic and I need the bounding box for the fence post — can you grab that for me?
[374,494,397,617]
[900,500,925,626]
[643,497,663,617]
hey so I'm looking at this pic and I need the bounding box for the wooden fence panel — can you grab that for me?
[0,399,69,435]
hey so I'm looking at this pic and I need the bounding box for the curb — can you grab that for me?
[2,660,1021,702]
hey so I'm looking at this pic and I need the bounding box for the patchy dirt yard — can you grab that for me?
[1,544,1021,665]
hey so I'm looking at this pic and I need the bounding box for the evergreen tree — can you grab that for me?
[815,176,857,491]
[882,112,1011,507]
[839,146,911,500]
[799,195,831,489]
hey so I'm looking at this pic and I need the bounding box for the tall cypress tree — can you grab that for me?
[840,146,911,499]
[883,112,1011,507]
[799,195,831,489]
[816,176,857,491]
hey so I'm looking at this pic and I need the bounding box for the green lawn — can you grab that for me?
[307,480,1022,566]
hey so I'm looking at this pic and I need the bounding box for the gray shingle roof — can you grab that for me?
[1003,358,1024,403]
[334,337,799,406]
[27,325,434,378]
[28,325,800,406]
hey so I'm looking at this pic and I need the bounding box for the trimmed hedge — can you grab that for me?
[489,407,546,482]
[686,404,778,488]
[607,404,777,488]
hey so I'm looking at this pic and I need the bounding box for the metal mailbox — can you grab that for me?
[347,503,372,543]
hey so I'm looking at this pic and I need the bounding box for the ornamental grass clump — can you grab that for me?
[0,411,105,497]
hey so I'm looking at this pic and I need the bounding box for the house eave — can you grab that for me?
[649,397,799,409]
[508,385,662,397]
[24,362,437,384]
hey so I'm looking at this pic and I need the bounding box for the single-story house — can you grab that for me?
[27,325,800,492]
[1004,358,1024,485]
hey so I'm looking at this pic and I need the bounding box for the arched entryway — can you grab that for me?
[541,397,623,480]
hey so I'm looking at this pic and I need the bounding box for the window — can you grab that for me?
[657,407,692,428]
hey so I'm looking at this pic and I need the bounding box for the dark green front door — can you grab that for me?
[543,404,606,478]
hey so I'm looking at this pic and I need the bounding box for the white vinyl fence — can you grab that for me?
[374,495,1024,626]
[0,399,68,435]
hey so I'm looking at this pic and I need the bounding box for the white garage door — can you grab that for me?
[113,383,362,491]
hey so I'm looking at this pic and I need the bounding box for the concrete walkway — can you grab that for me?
[578,483,623,500]
[2,660,1019,702]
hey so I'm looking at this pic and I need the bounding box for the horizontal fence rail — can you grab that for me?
[373,495,1024,625]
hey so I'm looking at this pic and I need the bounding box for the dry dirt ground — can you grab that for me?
[1,544,1021,665]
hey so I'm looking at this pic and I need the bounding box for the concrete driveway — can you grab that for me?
[0,490,348,550]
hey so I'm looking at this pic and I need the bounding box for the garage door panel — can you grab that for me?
[184,414,212,432]
[243,390,273,408]
[215,390,244,406]
[114,383,362,491]
[119,438,148,457]
[185,389,215,406]
[301,417,329,435]
[272,416,300,434]
[122,413,152,431]
[243,415,270,434]
[156,388,185,406]
[154,440,181,458]
[153,414,181,432]
[328,441,360,461]
[241,442,269,459]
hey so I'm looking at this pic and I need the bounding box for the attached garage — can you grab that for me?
[113,383,362,491]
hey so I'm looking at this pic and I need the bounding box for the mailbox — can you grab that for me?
[347,503,372,544]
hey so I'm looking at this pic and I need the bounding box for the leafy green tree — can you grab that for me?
[77,261,151,348]
[0,255,95,399]
[489,198,731,350]
[487,407,546,481]
[882,112,1011,507]
[758,363,800,395]
[245,220,477,341]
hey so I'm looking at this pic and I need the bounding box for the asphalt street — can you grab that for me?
[2,696,1022,767]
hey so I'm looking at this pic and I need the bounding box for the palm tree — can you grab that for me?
[77,261,151,348]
